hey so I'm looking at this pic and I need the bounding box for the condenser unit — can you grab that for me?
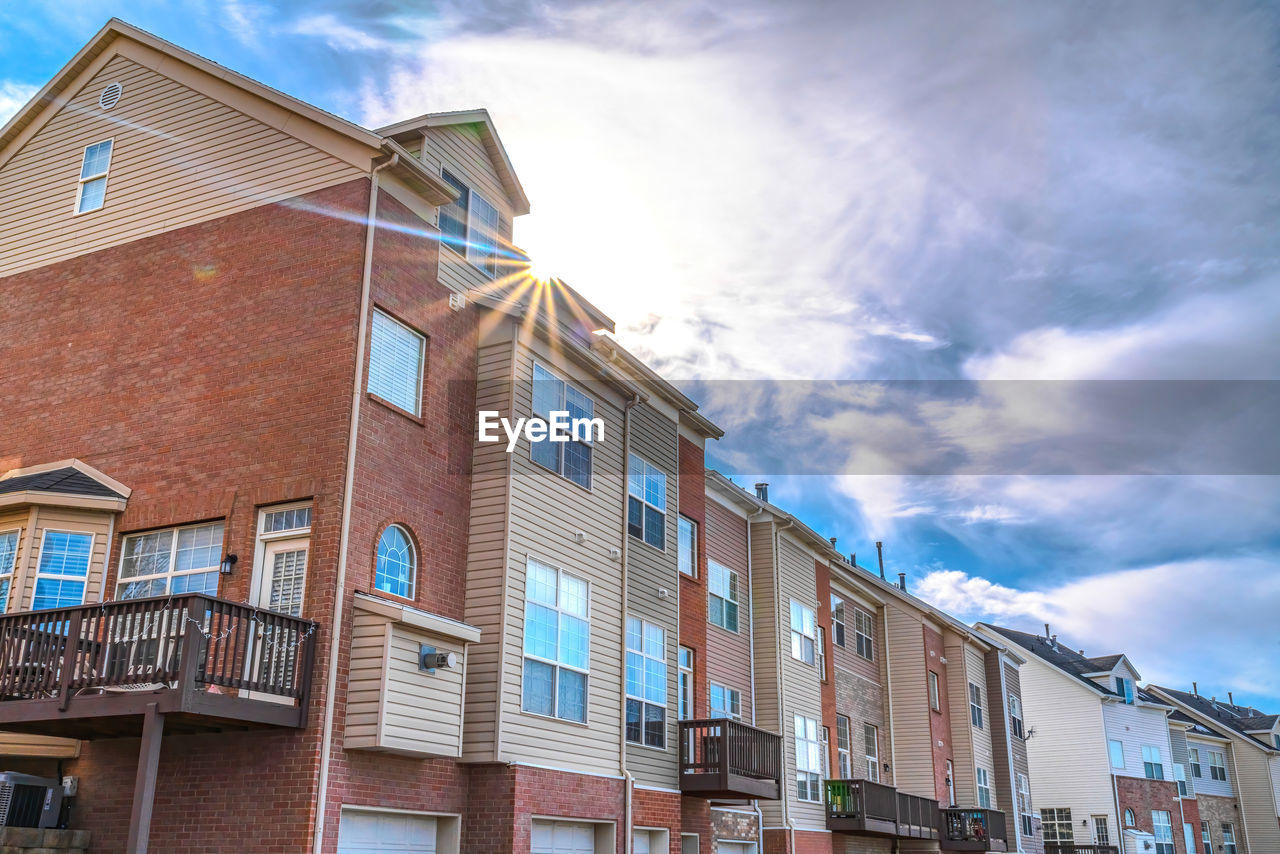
[0,772,63,828]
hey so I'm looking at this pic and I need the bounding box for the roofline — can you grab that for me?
[1147,685,1278,753]
[976,623,1111,699]
[1,458,132,499]
[591,337,724,439]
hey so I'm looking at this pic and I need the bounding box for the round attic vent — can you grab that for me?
[98,82,123,111]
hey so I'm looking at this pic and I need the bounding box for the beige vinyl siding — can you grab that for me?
[344,612,387,746]
[984,652,1014,815]
[0,50,363,278]
[624,402,680,787]
[1016,656,1115,847]
[964,643,997,808]
[776,534,825,830]
[885,601,933,798]
[1186,734,1234,798]
[422,124,516,295]
[15,507,113,609]
[461,327,517,762]
[1103,701,1174,782]
[497,333,626,775]
[1168,727,1195,798]
[945,633,977,806]
[704,495,753,722]
[830,583,879,684]
[1229,740,1280,853]
[749,519,782,826]
[1270,753,1280,820]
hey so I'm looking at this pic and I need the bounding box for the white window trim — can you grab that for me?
[530,360,594,491]
[74,138,114,215]
[117,521,225,600]
[929,671,941,711]
[976,766,993,809]
[1009,694,1024,738]
[853,606,874,661]
[34,529,94,610]
[625,616,668,750]
[969,682,984,729]
[677,646,693,721]
[627,454,667,552]
[375,523,418,600]
[708,561,739,633]
[864,723,880,782]
[1207,750,1226,781]
[789,599,817,666]
[794,714,823,803]
[677,516,697,577]
[466,188,501,277]
[521,558,592,724]
[835,714,852,778]
[249,502,313,608]
[1109,738,1125,769]
[708,681,741,721]
[0,528,20,613]
[830,595,845,647]
[368,308,426,416]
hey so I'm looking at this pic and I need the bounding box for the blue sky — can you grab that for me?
[3,1,1278,708]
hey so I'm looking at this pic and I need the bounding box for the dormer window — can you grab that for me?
[1115,676,1135,704]
[438,168,502,278]
[76,139,113,213]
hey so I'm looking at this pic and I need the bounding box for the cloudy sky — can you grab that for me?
[3,1,1277,707]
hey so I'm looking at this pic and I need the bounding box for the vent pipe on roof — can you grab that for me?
[1193,682,1198,696]
[754,482,768,502]
[1050,635,1058,651]
[850,552,856,567]
[830,537,838,547]
[876,541,885,579]
[898,572,907,592]
[1228,691,1234,706]
[1044,623,1051,639]
[1079,650,1085,656]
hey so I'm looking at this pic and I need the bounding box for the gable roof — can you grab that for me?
[981,624,1125,698]
[0,459,130,511]
[1149,686,1279,751]
[378,110,531,216]
[1169,709,1230,740]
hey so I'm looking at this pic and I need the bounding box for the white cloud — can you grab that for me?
[0,81,37,126]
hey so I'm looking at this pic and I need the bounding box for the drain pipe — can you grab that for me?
[771,517,794,851]
[617,394,640,854]
[746,506,766,854]
[312,153,398,854]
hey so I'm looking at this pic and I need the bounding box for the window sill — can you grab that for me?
[368,587,418,609]
[519,709,591,729]
[628,533,668,555]
[708,622,741,637]
[367,392,425,425]
[440,244,499,280]
[528,456,594,493]
[625,740,670,753]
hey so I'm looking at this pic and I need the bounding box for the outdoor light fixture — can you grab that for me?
[220,553,238,575]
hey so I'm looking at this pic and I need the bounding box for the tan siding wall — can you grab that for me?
[776,534,825,830]
[0,51,363,278]
[965,643,997,808]
[15,507,114,609]
[344,612,389,746]
[749,519,782,826]
[1230,740,1280,853]
[624,402,680,787]
[886,602,933,797]
[945,633,977,806]
[704,497,753,721]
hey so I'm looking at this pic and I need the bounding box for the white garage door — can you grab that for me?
[716,843,756,854]
[337,810,437,854]
[531,820,596,854]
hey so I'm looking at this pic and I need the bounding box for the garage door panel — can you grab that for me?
[338,810,437,854]
[532,820,596,853]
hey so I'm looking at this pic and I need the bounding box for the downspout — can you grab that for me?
[745,508,764,853]
[617,394,640,854]
[772,518,794,852]
[312,154,398,854]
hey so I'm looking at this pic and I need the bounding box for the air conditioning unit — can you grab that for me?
[0,772,63,828]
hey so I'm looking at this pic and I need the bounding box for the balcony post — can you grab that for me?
[56,608,83,711]
[126,701,165,854]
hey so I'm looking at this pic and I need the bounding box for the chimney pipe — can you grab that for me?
[754,482,768,502]
[1228,691,1234,706]
[850,552,856,567]
[1050,634,1058,650]
[876,541,885,579]
[1044,623,1051,639]
[1192,681,1198,696]
[829,537,838,547]
[897,572,907,591]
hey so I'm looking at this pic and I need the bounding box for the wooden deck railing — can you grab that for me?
[678,718,781,798]
[897,788,940,836]
[1045,846,1119,854]
[0,594,317,710]
[825,779,898,822]
[941,808,1008,847]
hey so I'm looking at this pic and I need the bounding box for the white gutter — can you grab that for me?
[312,154,398,854]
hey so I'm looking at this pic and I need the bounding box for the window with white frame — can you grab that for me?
[816,625,827,682]
[1142,745,1165,780]
[0,530,18,612]
[76,139,113,213]
[368,309,425,415]
[1274,733,1280,750]
[929,671,941,711]
[1017,773,1033,838]
[255,505,312,618]
[1201,820,1211,854]
[835,714,852,778]
[1109,738,1125,768]
[1115,675,1135,704]
[709,682,741,721]
[678,646,693,720]
[1124,808,1136,827]
[1041,808,1073,844]
[677,516,697,576]
[708,562,739,632]
[1207,750,1226,781]
[794,715,823,802]
[790,600,816,665]
[438,169,470,253]
[1009,694,1024,738]
[1152,810,1174,854]
[438,169,503,278]
[627,454,667,550]
[118,522,222,599]
[830,595,845,646]
[969,682,984,729]
[853,607,874,660]
[522,558,589,723]
[1221,822,1237,854]
[626,617,667,747]
[864,723,880,782]
[1175,762,1188,796]
[1189,746,1201,777]
[976,766,993,809]
[374,524,416,599]
[34,530,93,610]
[1092,816,1111,845]
[530,363,593,488]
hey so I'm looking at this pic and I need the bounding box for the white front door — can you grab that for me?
[337,810,437,853]
[531,821,596,854]
[257,538,309,615]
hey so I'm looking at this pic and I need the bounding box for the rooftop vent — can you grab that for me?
[99,82,123,110]
[754,482,768,502]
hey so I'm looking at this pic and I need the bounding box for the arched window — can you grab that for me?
[1123,809,1136,827]
[375,525,416,599]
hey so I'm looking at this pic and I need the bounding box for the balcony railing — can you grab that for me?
[825,779,939,839]
[678,718,781,800]
[941,808,1009,852]
[1045,846,1120,854]
[0,593,317,734]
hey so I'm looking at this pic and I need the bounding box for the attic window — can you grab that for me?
[75,139,113,214]
[98,82,123,111]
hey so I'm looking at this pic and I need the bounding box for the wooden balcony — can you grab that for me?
[678,718,782,800]
[940,808,1009,852]
[0,593,317,737]
[825,779,939,839]
[1044,846,1120,854]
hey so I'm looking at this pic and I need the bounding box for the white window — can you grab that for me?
[1189,746,1201,777]
[853,607,874,660]
[1093,816,1111,845]
[677,646,693,720]
[1175,762,1188,796]
[438,169,470,254]
[830,595,845,646]
[1207,750,1227,781]
[789,600,816,665]
[1116,675,1135,704]
[1273,733,1280,750]
[1152,810,1174,854]
[374,524,416,599]
[708,562,739,632]
[1009,694,1024,738]
[438,169,503,278]
[368,309,425,415]
[263,506,311,534]
[1041,808,1073,844]
[76,139,113,213]
[969,683,984,729]
[709,682,741,721]
[1109,738,1125,768]
[254,504,311,618]
[794,715,822,802]
[864,724,880,782]
[1201,820,1211,854]
[976,766,993,809]
[1221,822,1237,854]
[677,516,697,576]
[1124,808,1136,827]
[626,617,667,748]
[34,530,94,610]
[522,558,589,723]
[1017,773,1033,838]
[816,625,827,682]
[627,455,667,550]
[1142,745,1165,780]
[118,522,222,599]
[0,530,19,612]
[835,714,852,778]
[929,671,941,711]
[530,363,593,489]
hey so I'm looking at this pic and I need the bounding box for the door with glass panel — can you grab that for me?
[247,537,309,695]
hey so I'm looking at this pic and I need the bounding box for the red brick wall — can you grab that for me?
[678,438,709,719]
[513,765,626,853]
[634,788,682,853]
[923,626,954,804]
[1116,776,1189,854]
